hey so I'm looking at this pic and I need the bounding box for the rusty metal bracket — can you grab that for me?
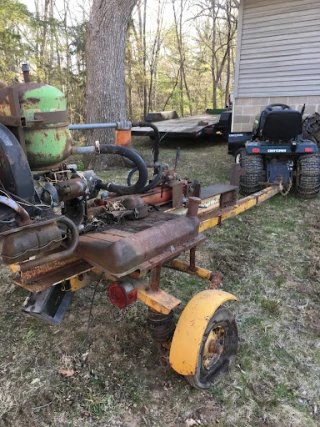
[170,181,184,208]
[32,110,68,125]
[220,188,238,208]
[209,271,223,289]
[185,180,201,199]
[12,255,93,292]
[149,264,162,292]
[165,259,218,282]
[230,163,246,187]
[7,87,26,153]
[0,115,24,127]
[137,286,181,314]
[189,247,196,271]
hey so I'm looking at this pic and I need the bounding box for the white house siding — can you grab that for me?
[233,0,320,132]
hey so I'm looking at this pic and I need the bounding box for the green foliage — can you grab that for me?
[0,0,31,82]
[125,0,237,120]
[0,0,87,126]
[0,0,236,130]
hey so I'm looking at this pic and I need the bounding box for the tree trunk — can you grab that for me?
[86,0,137,168]
[126,20,134,120]
[142,0,147,119]
[211,0,217,109]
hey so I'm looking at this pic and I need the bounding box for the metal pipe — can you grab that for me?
[22,64,30,83]
[186,197,201,218]
[132,121,160,163]
[19,217,79,272]
[69,121,160,164]
[69,123,118,130]
[0,195,31,226]
[71,146,96,154]
[165,259,214,281]
[174,147,180,172]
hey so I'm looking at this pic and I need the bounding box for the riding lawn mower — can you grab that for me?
[228,103,320,197]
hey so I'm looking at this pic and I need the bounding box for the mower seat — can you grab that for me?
[261,110,302,140]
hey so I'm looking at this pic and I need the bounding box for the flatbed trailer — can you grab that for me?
[131,110,232,140]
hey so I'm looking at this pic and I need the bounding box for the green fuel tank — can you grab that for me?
[0,82,72,170]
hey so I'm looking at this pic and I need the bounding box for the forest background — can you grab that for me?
[0,0,238,124]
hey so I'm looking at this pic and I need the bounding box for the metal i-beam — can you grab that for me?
[199,185,280,232]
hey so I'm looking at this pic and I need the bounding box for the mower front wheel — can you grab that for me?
[296,154,320,198]
[239,149,264,195]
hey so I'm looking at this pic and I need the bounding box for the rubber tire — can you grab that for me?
[295,154,320,199]
[185,306,238,390]
[239,148,264,195]
[302,113,320,146]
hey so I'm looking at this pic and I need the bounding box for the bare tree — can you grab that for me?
[134,0,148,119]
[194,0,237,108]
[126,19,135,120]
[147,0,167,113]
[172,0,193,116]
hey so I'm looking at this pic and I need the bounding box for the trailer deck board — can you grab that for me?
[200,184,238,200]
[131,114,220,138]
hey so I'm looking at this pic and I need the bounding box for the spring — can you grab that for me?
[147,309,176,344]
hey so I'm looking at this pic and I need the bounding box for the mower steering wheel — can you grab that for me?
[265,103,291,111]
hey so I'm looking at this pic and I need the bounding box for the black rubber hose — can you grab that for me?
[127,165,163,193]
[132,121,160,163]
[148,203,160,211]
[127,168,138,186]
[97,144,148,195]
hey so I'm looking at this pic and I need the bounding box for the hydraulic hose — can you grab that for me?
[127,165,163,193]
[97,144,148,195]
[132,121,160,164]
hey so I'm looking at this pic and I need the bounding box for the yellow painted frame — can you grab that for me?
[169,289,239,375]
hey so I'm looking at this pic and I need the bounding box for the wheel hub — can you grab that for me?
[202,327,225,370]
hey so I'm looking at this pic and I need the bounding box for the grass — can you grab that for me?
[0,136,319,426]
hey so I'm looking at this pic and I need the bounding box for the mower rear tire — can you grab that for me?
[302,113,320,146]
[239,149,264,195]
[296,154,320,198]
